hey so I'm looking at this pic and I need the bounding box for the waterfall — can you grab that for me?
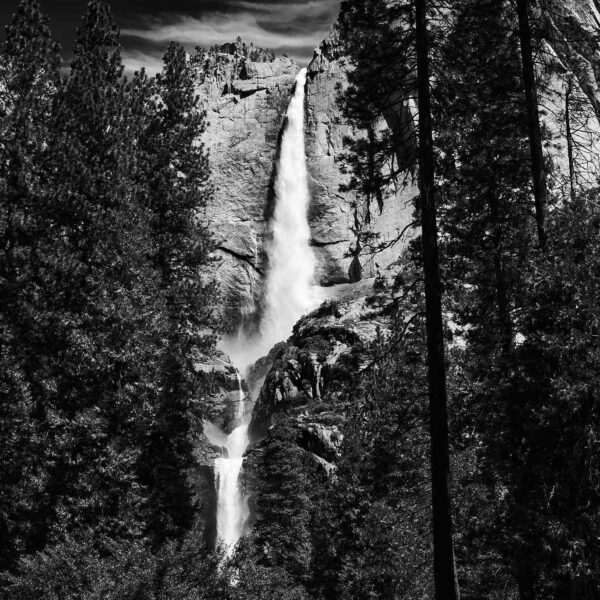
[221,67,320,372]
[213,374,250,557]
[258,67,320,356]
[213,67,319,557]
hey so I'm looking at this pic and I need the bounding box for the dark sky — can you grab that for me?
[0,0,341,73]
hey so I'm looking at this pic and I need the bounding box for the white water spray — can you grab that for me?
[221,67,320,372]
[213,374,250,557]
[213,67,320,556]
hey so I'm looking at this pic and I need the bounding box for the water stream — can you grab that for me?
[213,375,250,557]
[212,67,319,557]
[221,67,320,372]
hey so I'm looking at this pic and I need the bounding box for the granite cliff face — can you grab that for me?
[197,38,416,330]
[537,1,600,196]
[196,47,299,328]
[305,29,416,286]
[198,4,600,334]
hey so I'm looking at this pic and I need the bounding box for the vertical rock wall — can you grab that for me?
[197,51,299,329]
[197,39,417,331]
[304,29,417,287]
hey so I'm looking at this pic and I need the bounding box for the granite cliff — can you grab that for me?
[197,36,415,331]
[196,44,299,328]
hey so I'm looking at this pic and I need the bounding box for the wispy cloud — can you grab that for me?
[121,49,166,75]
[0,0,339,75]
[121,0,340,72]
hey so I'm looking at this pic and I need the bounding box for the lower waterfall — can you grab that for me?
[213,67,319,557]
[213,376,250,557]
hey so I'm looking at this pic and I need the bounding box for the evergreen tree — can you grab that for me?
[414,1,460,597]
[516,0,548,249]
[34,0,163,547]
[138,41,215,546]
[0,0,61,567]
[338,0,417,257]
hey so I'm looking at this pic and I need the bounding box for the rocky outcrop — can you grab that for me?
[247,271,401,452]
[237,268,409,531]
[295,420,344,463]
[193,348,246,434]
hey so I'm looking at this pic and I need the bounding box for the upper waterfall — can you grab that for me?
[222,67,320,372]
[258,67,320,356]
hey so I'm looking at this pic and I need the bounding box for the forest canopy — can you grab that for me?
[1,0,600,599]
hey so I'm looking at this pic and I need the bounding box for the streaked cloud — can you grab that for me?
[121,0,340,72]
[1,0,340,75]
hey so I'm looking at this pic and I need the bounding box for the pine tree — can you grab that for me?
[516,0,548,250]
[34,0,163,546]
[414,1,460,598]
[138,41,216,546]
[338,0,417,258]
[0,0,61,567]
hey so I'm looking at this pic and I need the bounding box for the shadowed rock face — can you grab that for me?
[304,32,356,286]
[305,27,417,287]
[247,272,401,446]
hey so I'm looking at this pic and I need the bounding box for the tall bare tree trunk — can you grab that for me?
[414,1,460,598]
[516,0,548,249]
[565,77,576,201]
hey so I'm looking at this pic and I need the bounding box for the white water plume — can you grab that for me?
[213,67,320,558]
[212,374,250,558]
[221,67,321,372]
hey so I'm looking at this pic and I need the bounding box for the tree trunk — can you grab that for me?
[516,558,536,600]
[488,188,513,355]
[565,77,576,201]
[516,0,547,249]
[414,2,460,599]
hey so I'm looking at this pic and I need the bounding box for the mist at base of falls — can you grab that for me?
[221,67,321,374]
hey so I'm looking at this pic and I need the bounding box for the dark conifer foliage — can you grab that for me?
[2,0,600,598]
[138,41,215,547]
[34,0,164,547]
[0,0,217,592]
[0,0,62,567]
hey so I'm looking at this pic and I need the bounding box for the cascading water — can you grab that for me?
[257,67,320,356]
[221,67,321,371]
[213,374,250,557]
[213,67,320,556]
